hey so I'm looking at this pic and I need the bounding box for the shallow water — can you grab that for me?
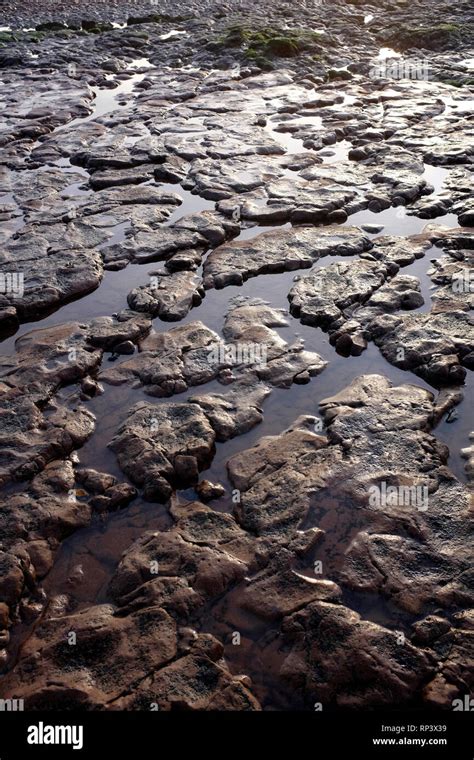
[2,63,472,704]
[39,240,472,631]
[2,62,470,505]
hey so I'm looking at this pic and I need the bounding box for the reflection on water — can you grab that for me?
[42,231,470,631]
[346,207,459,236]
[1,61,472,706]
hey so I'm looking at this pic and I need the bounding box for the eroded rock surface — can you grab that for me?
[203,226,373,289]
[109,401,217,501]
[0,0,473,714]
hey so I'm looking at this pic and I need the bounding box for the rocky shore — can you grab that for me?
[0,0,473,711]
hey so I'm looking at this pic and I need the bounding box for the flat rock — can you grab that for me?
[109,401,216,501]
[128,270,204,321]
[189,380,271,441]
[0,604,179,707]
[0,232,104,323]
[280,600,433,708]
[203,226,372,289]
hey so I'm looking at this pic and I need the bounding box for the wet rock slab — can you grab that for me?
[128,270,204,321]
[203,225,373,288]
[0,0,473,713]
[0,601,258,710]
[109,401,216,501]
[102,301,327,396]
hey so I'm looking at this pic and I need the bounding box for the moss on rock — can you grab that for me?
[217,24,324,61]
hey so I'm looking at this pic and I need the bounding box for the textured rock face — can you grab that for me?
[0,602,257,711]
[288,257,391,328]
[102,302,327,397]
[0,74,94,165]
[0,604,179,707]
[217,177,356,224]
[223,375,473,707]
[370,236,474,385]
[107,300,328,497]
[0,235,104,323]
[128,270,205,321]
[0,394,95,487]
[101,320,225,395]
[109,508,251,607]
[285,228,474,369]
[109,401,217,501]
[280,601,434,708]
[0,460,92,637]
[0,0,473,715]
[0,497,262,710]
[227,374,473,613]
[0,323,101,485]
[375,310,473,386]
[203,226,373,289]
[4,374,467,711]
[189,381,271,441]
